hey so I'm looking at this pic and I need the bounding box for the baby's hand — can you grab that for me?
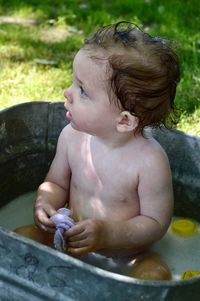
[34,203,57,233]
[65,219,105,255]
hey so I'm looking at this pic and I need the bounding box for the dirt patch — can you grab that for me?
[0,16,39,26]
[39,27,71,43]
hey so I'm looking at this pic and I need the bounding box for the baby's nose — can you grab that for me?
[64,88,73,104]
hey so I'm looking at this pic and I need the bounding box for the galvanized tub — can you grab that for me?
[0,101,200,301]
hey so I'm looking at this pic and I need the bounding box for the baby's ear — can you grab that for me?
[116,111,138,133]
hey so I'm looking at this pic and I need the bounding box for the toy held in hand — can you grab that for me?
[50,208,75,252]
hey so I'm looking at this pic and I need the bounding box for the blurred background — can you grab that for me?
[0,0,199,134]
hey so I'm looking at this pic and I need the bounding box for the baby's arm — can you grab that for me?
[35,125,71,232]
[108,147,174,250]
[66,147,173,255]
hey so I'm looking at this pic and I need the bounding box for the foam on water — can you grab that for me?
[0,192,200,280]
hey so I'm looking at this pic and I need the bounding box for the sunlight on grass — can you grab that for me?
[0,44,25,60]
[0,0,199,135]
[0,62,72,108]
[177,109,200,136]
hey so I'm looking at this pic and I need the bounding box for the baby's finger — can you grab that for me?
[65,224,84,237]
[68,246,91,255]
[67,232,87,242]
[68,239,88,248]
[38,223,55,233]
[45,206,57,218]
[35,208,55,228]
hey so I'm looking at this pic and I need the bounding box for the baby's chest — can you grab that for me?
[70,154,138,200]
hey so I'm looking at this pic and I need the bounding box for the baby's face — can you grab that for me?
[64,49,121,136]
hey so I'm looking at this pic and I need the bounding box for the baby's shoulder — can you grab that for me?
[130,134,167,162]
[142,136,165,153]
[60,124,82,139]
[59,124,87,148]
[137,136,169,170]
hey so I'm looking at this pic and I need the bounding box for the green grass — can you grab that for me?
[0,0,199,135]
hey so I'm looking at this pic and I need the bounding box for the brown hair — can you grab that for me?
[84,21,180,134]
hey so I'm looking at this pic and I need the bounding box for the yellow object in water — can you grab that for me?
[171,219,198,236]
[181,270,200,280]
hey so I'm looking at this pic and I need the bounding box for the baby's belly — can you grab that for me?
[69,189,140,223]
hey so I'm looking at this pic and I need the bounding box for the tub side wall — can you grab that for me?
[1,227,200,301]
[0,102,68,207]
[153,128,200,220]
[1,102,200,301]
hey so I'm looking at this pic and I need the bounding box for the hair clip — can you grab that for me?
[116,30,128,43]
[117,30,130,44]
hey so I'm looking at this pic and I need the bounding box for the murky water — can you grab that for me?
[0,191,200,280]
[0,191,35,230]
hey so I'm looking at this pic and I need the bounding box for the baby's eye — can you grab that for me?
[80,86,87,97]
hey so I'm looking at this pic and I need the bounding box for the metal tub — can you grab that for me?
[0,102,200,301]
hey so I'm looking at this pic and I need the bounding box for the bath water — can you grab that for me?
[152,217,200,280]
[0,191,35,230]
[0,191,200,280]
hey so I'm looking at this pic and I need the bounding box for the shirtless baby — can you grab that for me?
[18,21,180,280]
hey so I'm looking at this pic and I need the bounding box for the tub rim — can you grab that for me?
[1,101,200,289]
[1,226,198,288]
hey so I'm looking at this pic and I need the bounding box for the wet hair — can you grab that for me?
[84,21,180,134]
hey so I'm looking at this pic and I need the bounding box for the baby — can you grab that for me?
[20,21,180,280]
